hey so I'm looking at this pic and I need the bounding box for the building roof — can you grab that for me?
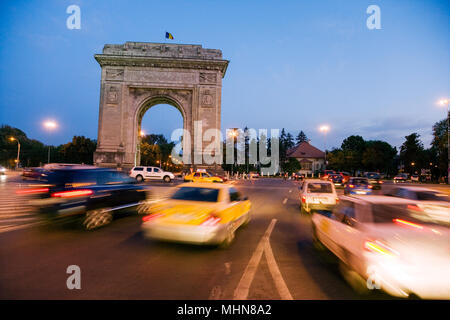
[287,142,325,159]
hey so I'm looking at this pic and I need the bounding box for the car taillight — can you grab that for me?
[142,213,163,222]
[335,197,339,203]
[51,189,93,198]
[368,185,373,189]
[349,184,354,188]
[393,218,424,230]
[16,187,49,195]
[201,216,222,226]
[301,195,306,203]
[364,240,399,257]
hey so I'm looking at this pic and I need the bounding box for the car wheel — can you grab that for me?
[136,175,144,183]
[220,226,235,248]
[242,211,251,227]
[339,260,371,295]
[301,204,308,215]
[83,208,113,230]
[163,175,171,183]
[312,225,326,251]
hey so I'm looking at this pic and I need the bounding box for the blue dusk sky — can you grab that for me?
[0,0,449,150]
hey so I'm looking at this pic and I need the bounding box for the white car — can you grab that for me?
[299,179,339,214]
[312,195,450,299]
[129,166,175,183]
[383,186,450,225]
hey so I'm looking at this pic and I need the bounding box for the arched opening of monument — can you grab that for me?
[137,103,184,171]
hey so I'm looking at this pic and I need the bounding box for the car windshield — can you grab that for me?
[367,173,380,179]
[307,183,333,193]
[44,170,134,186]
[171,187,219,202]
[416,191,450,202]
[351,178,368,185]
[371,203,449,226]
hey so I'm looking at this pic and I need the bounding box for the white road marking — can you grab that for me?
[282,198,288,204]
[233,219,277,300]
[264,239,293,300]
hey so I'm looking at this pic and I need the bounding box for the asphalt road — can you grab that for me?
[0,177,421,299]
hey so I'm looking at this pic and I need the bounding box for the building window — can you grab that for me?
[301,162,312,170]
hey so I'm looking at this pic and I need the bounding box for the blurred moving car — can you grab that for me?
[393,173,408,183]
[249,172,259,179]
[312,195,450,299]
[22,167,47,180]
[141,183,251,246]
[184,169,224,183]
[328,174,343,186]
[365,172,383,189]
[411,174,420,182]
[299,179,339,214]
[344,177,373,195]
[382,186,450,225]
[338,171,351,184]
[26,166,147,230]
[129,166,175,183]
[321,170,336,180]
[0,165,6,175]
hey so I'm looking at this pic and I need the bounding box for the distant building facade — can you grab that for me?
[287,141,325,175]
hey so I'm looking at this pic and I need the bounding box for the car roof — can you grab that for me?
[390,186,438,192]
[340,195,414,204]
[305,179,332,183]
[177,182,231,189]
[49,166,112,172]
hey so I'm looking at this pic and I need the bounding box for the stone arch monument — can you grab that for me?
[93,42,229,171]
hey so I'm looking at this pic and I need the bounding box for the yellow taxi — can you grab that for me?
[141,183,251,247]
[184,169,224,183]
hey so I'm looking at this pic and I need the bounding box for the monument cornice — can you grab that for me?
[95,55,229,77]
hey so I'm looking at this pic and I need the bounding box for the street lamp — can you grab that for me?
[319,125,330,171]
[9,137,20,170]
[228,128,238,175]
[438,98,449,183]
[43,120,58,163]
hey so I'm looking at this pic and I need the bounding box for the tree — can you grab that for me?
[282,157,301,174]
[286,133,295,150]
[58,136,97,164]
[341,135,366,173]
[0,125,47,167]
[431,117,448,179]
[296,131,308,145]
[399,133,425,174]
[362,140,397,174]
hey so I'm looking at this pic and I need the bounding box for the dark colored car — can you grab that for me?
[344,177,372,195]
[22,167,47,180]
[365,172,383,189]
[26,167,147,230]
[393,173,408,183]
[328,174,343,186]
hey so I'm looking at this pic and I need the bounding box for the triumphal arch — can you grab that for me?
[93,42,229,171]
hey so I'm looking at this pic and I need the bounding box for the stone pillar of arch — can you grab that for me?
[93,42,229,172]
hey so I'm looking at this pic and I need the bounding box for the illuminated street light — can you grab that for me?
[9,137,20,170]
[437,98,449,183]
[43,120,58,163]
[319,125,330,171]
[140,130,145,137]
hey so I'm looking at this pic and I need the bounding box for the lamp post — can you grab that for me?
[228,128,238,176]
[9,137,20,170]
[43,120,58,164]
[319,125,330,172]
[438,99,449,183]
